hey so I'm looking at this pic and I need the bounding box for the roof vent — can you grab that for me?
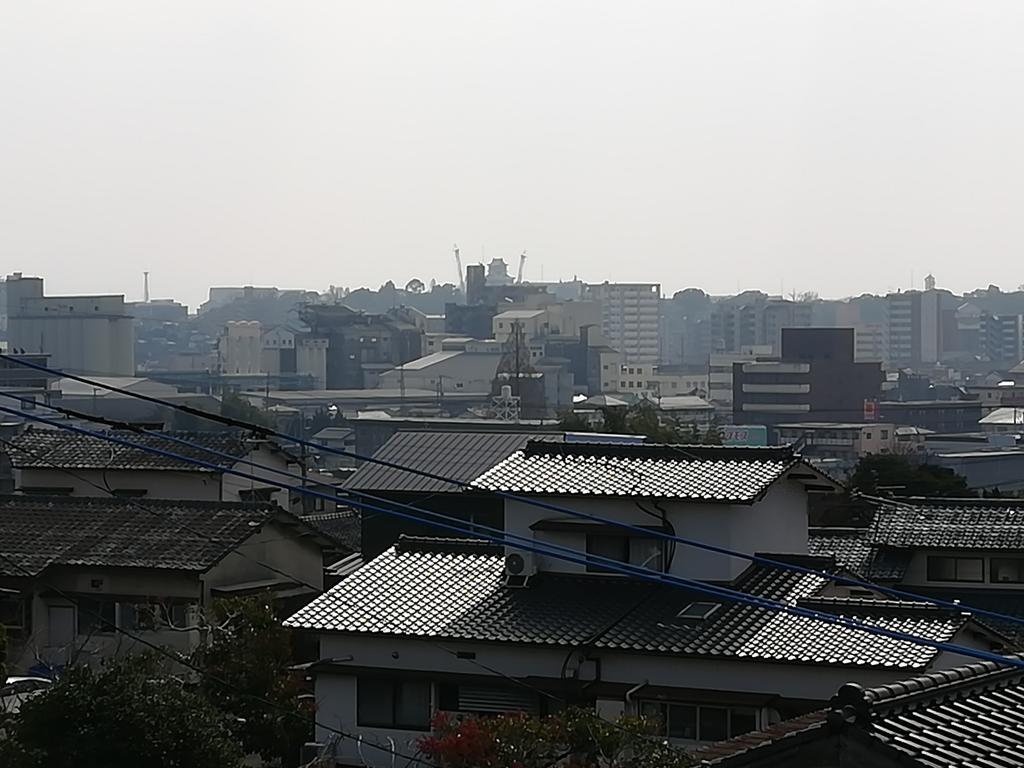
[674,601,721,626]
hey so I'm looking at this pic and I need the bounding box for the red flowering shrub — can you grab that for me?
[419,707,692,768]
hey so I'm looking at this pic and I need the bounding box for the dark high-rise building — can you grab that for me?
[732,328,884,426]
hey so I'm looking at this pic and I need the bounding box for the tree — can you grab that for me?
[220,391,274,429]
[558,410,592,432]
[702,419,723,445]
[420,708,693,768]
[4,656,241,768]
[850,454,970,497]
[193,597,309,767]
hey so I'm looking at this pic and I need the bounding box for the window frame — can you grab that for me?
[639,701,757,742]
[990,557,1024,584]
[926,555,985,583]
[357,677,432,731]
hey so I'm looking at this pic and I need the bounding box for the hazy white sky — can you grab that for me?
[3,1,1023,309]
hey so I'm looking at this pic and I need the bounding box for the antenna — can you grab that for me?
[143,271,150,303]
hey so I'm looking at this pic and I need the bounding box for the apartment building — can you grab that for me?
[884,289,958,368]
[584,282,661,364]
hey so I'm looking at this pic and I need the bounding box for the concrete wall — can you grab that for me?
[8,294,135,376]
[205,520,325,594]
[311,631,992,767]
[221,444,294,508]
[503,480,809,583]
[14,467,219,499]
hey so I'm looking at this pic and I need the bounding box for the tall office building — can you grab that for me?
[583,282,661,364]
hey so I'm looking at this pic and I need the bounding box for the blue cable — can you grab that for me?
[3,377,1024,633]
[0,401,1020,672]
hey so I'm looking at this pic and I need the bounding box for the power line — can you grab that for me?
[1,402,1021,671]
[4,386,1024,634]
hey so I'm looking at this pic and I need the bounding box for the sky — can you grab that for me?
[2,1,1024,310]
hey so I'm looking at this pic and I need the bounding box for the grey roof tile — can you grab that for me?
[285,538,971,670]
[345,431,563,494]
[5,425,255,472]
[808,528,875,573]
[703,658,1024,766]
[0,495,284,575]
[869,500,1024,550]
[471,442,807,502]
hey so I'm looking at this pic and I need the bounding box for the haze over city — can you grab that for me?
[4,1,1024,308]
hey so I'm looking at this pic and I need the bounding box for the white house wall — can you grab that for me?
[314,630,992,766]
[220,445,293,507]
[204,520,325,594]
[504,480,809,582]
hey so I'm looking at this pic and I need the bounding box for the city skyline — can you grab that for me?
[4,1,1024,309]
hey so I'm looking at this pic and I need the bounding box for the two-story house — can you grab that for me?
[286,443,1006,766]
[811,498,1024,639]
[3,426,300,510]
[0,494,340,675]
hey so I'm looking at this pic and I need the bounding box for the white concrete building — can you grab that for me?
[219,320,262,375]
[3,274,134,376]
[377,350,502,394]
[584,282,662,365]
[708,346,773,406]
[613,362,707,398]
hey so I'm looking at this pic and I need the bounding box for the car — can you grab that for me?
[0,676,53,714]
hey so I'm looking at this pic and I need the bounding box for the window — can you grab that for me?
[991,558,1024,583]
[357,677,431,730]
[585,535,664,573]
[675,601,721,626]
[880,429,889,439]
[238,487,275,502]
[927,556,984,583]
[76,599,117,634]
[0,596,27,631]
[640,702,756,741]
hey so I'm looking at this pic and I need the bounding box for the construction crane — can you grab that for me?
[453,244,465,293]
[516,250,527,284]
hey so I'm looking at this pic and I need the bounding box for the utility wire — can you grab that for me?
[1,402,1021,671]
[3,382,1024,633]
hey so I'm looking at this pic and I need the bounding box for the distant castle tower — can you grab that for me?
[924,273,936,291]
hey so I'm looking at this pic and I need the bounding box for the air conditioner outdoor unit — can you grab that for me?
[504,551,537,584]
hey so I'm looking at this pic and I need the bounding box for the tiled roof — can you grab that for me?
[5,425,254,472]
[808,528,875,574]
[0,495,283,576]
[345,431,563,494]
[697,709,827,764]
[286,538,976,670]
[470,442,815,502]
[303,509,361,552]
[702,658,1024,766]
[869,500,1024,550]
[807,527,911,582]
